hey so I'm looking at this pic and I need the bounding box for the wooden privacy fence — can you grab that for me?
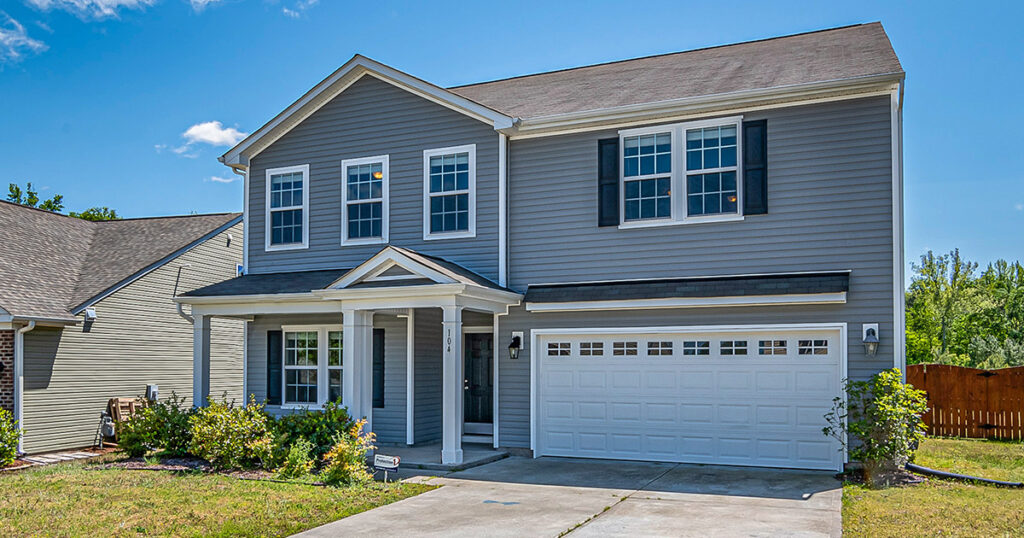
[907,364,1024,440]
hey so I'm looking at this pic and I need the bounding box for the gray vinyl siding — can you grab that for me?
[248,75,500,281]
[495,96,896,449]
[413,308,442,444]
[21,223,244,454]
[245,312,408,445]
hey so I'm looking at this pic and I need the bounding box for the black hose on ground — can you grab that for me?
[905,462,1024,488]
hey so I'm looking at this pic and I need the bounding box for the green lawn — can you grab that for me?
[844,438,1024,537]
[0,457,433,537]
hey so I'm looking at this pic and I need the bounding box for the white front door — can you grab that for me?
[536,326,844,471]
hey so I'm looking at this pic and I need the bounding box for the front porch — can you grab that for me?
[178,246,522,465]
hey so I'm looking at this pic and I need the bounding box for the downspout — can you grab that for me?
[14,320,36,455]
[174,264,194,324]
[497,133,508,288]
[230,164,249,275]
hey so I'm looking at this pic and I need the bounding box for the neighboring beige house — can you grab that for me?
[0,201,244,454]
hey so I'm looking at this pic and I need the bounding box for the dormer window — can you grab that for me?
[423,144,476,240]
[265,164,309,251]
[341,155,389,246]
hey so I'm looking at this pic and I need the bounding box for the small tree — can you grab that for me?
[7,182,64,212]
[0,409,19,467]
[823,368,928,487]
[69,206,121,221]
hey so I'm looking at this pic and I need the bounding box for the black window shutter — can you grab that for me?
[743,120,768,215]
[597,138,620,226]
[372,328,385,408]
[266,330,282,405]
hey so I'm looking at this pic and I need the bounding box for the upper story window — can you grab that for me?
[341,155,389,246]
[265,164,309,251]
[423,144,476,240]
[619,116,743,227]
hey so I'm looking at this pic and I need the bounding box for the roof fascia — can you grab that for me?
[221,55,513,167]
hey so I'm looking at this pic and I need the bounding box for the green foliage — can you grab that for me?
[7,182,63,212]
[273,399,355,460]
[189,396,275,470]
[320,419,376,487]
[69,206,121,221]
[824,369,928,487]
[277,438,316,480]
[906,250,1024,368]
[0,409,20,467]
[116,394,194,458]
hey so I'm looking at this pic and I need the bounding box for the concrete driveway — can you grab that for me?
[295,456,841,537]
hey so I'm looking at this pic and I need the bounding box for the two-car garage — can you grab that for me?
[533,325,845,471]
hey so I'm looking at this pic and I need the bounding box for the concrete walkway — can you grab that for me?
[295,456,842,537]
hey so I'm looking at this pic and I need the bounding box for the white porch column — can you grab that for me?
[192,315,211,408]
[342,309,374,433]
[441,305,464,464]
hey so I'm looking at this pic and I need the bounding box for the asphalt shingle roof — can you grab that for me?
[183,268,352,297]
[0,201,240,322]
[449,23,902,119]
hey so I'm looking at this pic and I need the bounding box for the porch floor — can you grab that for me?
[376,443,508,472]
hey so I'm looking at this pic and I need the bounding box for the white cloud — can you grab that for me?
[207,175,240,184]
[282,7,299,18]
[0,12,48,62]
[189,0,224,13]
[26,0,156,20]
[182,120,247,147]
[282,0,318,18]
[1015,203,1023,211]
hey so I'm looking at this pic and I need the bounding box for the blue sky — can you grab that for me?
[0,0,1021,273]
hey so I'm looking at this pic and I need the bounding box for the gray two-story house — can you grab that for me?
[177,23,904,471]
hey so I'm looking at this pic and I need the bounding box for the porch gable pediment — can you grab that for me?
[327,247,460,290]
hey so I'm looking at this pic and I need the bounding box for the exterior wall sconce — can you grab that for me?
[508,332,523,360]
[862,323,879,357]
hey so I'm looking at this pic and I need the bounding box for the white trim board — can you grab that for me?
[525,292,847,312]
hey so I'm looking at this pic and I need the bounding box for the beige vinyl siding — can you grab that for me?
[21,222,244,454]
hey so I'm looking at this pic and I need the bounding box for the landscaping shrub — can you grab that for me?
[277,437,315,480]
[0,409,19,467]
[189,396,275,470]
[823,368,929,487]
[273,399,355,459]
[320,419,376,487]
[116,393,194,457]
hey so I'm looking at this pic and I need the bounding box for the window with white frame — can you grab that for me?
[758,339,788,355]
[580,342,604,356]
[265,165,309,250]
[613,341,638,356]
[423,145,475,239]
[683,340,710,355]
[547,342,571,356]
[342,156,388,244]
[647,341,673,356]
[720,340,748,355]
[798,339,829,355]
[622,132,672,221]
[619,117,742,226]
[281,326,343,407]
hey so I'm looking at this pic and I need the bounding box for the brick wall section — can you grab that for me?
[0,330,13,413]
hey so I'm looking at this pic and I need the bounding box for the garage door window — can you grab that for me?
[580,342,604,356]
[759,340,788,355]
[720,340,748,355]
[613,341,638,356]
[683,340,710,355]
[547,342,571,356]
[647,341,673,356]
[798,340,829,355]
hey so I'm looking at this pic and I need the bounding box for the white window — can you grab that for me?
[580,342,604,356]
[683,340,710,355]
[798,339,829,355]
[619,116,743,228]
[720,340,748,355]
[423,145,476,240]
[547,342,571,356]
[281,325,343,408]
[759,340,788,356]
[341,155,389,245]
[613,341,638,356]
[647,341,673,356]
[265,164,309,251]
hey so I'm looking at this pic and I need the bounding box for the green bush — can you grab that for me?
[0,409,20,467]
[320,419,376,487]
[277,437,315,479]
[189,396,275,470]
[823,368,929,487]
[117,393,194,458]
[273,399,355,460]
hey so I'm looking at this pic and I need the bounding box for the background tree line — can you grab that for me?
[906,249,1024,368]
[7,182,119,221]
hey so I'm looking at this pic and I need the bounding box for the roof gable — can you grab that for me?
[220,55,513,167]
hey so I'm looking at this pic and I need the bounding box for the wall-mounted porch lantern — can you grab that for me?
[508,333,522,360]
[862,324,879,357]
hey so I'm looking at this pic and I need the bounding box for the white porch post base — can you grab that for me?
[342,309,374,433]
[192,315,211,408]
[441,305,464,465]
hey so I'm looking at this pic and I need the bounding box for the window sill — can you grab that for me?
[618,214,744,230]
[265,242,308,252]
[423,230,476,241]
[341,237,387,247]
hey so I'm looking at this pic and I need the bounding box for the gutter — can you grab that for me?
[13,321,36,454]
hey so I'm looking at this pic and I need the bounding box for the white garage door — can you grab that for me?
[536,326,844,470]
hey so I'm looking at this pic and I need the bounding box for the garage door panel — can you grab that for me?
[538,328,843,470]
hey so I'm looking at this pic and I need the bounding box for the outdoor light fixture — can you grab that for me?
[508,334,522,360]
[862,324,879,357]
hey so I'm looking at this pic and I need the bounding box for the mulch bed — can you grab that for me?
[838,467,928,487]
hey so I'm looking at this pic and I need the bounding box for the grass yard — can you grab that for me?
[844,437,1024,537]
[0,457,434,537]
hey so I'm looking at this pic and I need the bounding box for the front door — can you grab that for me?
[464,333,494,427]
